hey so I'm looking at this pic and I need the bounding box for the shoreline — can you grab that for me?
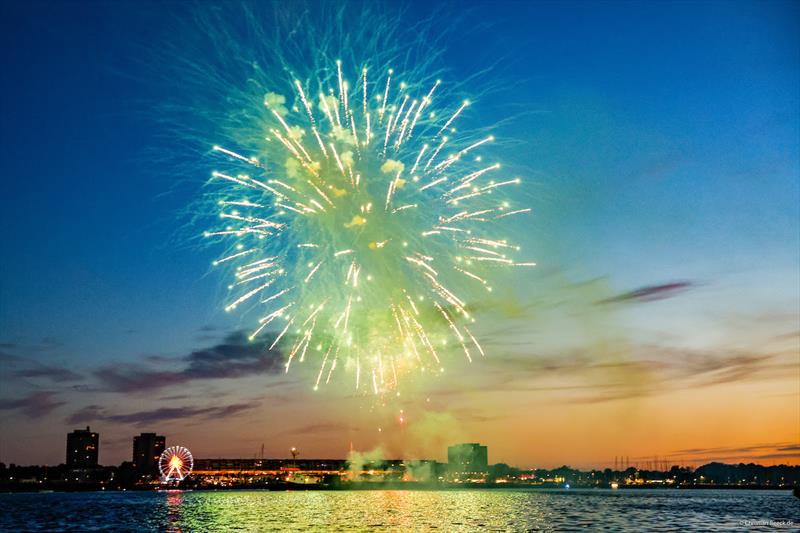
[1,483,796,494]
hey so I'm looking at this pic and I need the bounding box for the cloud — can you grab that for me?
[0,337,63,353]
[657,441,800,465]
[279,422,351,435]
[670,442,797,456]
[0,341,82,383]
[636,344,792,387]
[94,330,284,393]
[0,391,65,418]
[598,281,693,304]
[564,387,658,405]
[427,335,794,407]
[67,401,257,427]
[195,324,223,341]
[14,365,82,382]
[158,394,191,401]
[449,406,504,423]
[0,350,19,363]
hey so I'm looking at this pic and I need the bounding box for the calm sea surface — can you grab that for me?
[0,489,797,532]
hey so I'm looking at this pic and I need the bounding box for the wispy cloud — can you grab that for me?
[670,442,797,456]
[598,281,693,304]
[0,342,83,384]
[279,422,353,435]
[0,391,65,418]
[0,337,64,354]
[431,333,796,405]
[94,330,283,393]
[14,365,82,382]
[657,442,800,465]
[67,401,257,427]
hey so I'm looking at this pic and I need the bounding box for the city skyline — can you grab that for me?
[1,0,798,472]
[9,425,799,481]
[7,428,799,493]
[8,423,797,472]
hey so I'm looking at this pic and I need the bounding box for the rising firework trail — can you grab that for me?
[202,55,534,395]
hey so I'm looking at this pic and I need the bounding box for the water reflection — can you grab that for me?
[154,490,799,532]
[165,491,185,533]
[0,489,796,532]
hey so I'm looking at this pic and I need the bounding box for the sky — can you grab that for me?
[0,0,798,469]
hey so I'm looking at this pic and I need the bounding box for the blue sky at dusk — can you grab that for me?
[1,1,797,468]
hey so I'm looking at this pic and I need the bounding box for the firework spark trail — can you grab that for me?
[203,60,534,395]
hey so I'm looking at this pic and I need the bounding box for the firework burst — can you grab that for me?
[203,58,534,395]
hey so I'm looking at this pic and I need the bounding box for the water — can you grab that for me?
[0,489,797,532]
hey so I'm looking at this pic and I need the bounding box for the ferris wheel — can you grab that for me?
[159,446,194,482]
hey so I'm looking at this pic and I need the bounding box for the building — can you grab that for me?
[448,443,488,473]
[133,433,165,476]
[192,458,348,486]
[66,426,99,468]
[193,458,348,475]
